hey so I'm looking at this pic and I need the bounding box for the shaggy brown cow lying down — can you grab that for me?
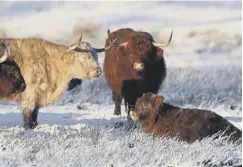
[131,92,242,143]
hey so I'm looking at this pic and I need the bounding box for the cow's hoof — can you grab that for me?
[113,112,121,116]
[114,108,121,115]
[113,107,121,115]
[23,121,38,130]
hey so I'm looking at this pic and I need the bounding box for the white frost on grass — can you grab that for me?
[0,102,241,167]
[0,1,242,167]
[0,109,241,167]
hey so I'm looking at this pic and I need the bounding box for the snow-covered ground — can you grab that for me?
[0,1,242,167]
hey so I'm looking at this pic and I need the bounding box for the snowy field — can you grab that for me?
[0,1,242,167]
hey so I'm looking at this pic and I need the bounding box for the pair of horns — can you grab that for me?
[108,30,173,48]
[67,33,117,53]
[0,42,10,63]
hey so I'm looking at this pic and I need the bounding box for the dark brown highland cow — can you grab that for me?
[0,42,26,96]
[104,28,173,123]
[131,92,242,144]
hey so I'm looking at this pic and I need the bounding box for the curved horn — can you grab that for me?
[152,30,173,47]
[114,42,128,47]
[66,44,90,53]
[107,29,112,44]
[65,43,79,52]
[0,42,10,63]
[78,33,82,45]
[92,38,118,53]
[107,28,128,47]
[65,33,90,53]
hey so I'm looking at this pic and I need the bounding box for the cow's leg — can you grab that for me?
[20,91,39,130]
[127,100,136,120]
[125,99,137,130]
[112,91,122,115]
[32,106,39,123]
[22,105,39,130]
[124,99,129,113]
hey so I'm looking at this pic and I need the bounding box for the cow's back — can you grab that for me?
[164,108,242,143]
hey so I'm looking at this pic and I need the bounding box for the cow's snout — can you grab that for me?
[133,62,144,72]
[130,110,138,121]
[89,67,102,78]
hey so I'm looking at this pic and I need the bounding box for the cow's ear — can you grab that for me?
[153,95,164,109]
